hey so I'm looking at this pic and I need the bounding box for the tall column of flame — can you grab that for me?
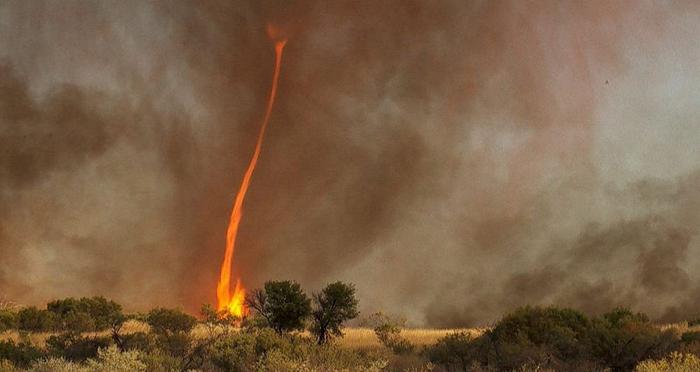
[217,35,287,317]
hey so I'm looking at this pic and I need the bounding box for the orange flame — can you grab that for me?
[217,34,287,318]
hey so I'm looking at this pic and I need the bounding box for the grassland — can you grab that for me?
[2,320,693,349]
[0,320,480,349]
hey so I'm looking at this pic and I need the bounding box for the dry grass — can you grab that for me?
[0,319,148,348]
[336,327,483,349]
[659,322,700,335]
[7,322,689,351]
[0,323,481,351]
[0,330,52,346]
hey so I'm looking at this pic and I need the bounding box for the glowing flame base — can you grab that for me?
[216,36,287,318]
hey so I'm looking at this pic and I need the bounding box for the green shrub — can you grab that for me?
[45,333,112,361]
[0,310,17,332]
[121,332,156,353]
[137,350,182,372]
[681,331,700,344]
[208,331,257,371]
[84,345,146,372]
[634,352,700,372]
[17,307,56,332]
[207,327,390,371]
[26,357,86,372]
[0,340,43,368]
[426,331,478,371]
[589,308,676,371]
[27,346,145,372]
[427,306,615,371]
[370,313,414,354]
[144,307,196,360]
[145,308,196,335]
[481,306,593,370]
[154,331,191,357]
[46,297,125,333]
[208,328,296,371]
[301,341,389,371]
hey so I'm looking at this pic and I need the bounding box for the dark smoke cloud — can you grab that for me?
[2,1,700,326]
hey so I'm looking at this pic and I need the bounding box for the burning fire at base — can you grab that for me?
[216,25,287,318]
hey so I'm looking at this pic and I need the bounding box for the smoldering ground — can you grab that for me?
[1,1,700,326]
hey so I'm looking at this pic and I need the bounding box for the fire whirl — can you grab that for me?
[216,28,287,318]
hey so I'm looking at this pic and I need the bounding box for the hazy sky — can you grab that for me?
[1,1,700,326]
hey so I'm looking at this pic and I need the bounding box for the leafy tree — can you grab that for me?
[310,281,359,344]
[246,280,311,334]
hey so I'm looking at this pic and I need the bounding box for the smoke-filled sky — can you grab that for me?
[2,1,700,326]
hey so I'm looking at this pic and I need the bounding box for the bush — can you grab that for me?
[635,352,700,372]
[0,310,17,332]
[121,332,156,353]
[145,308,196,336]
[46,297,125,333]
[27,346,146,372]
[208,328,295,371]
[143,307,196,364]
[137,351,182,372]
[17,307,56,332]
[427,306,619,371]
[85,345,146,372]
[208,327,389,371]
[429,306,678,371]
[27,357,85,372]
[370,313,414,354]
[426,332,478,371]
[681,331,700,344]
[589,308,676,371]
[0,340,43,368]
[208,330,258,371]
[481,306,593,370]
[46,333,112,361]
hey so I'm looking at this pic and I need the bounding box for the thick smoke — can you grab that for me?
[2,1,700,326]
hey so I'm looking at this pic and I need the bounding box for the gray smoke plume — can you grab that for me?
[2,1,700,326]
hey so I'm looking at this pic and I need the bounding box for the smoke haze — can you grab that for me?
[2,1,700,326]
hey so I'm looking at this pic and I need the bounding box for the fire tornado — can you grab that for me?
[217,29,287,317]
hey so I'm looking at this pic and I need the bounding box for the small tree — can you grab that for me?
[246,280,311,334]
[310,281,359,345]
